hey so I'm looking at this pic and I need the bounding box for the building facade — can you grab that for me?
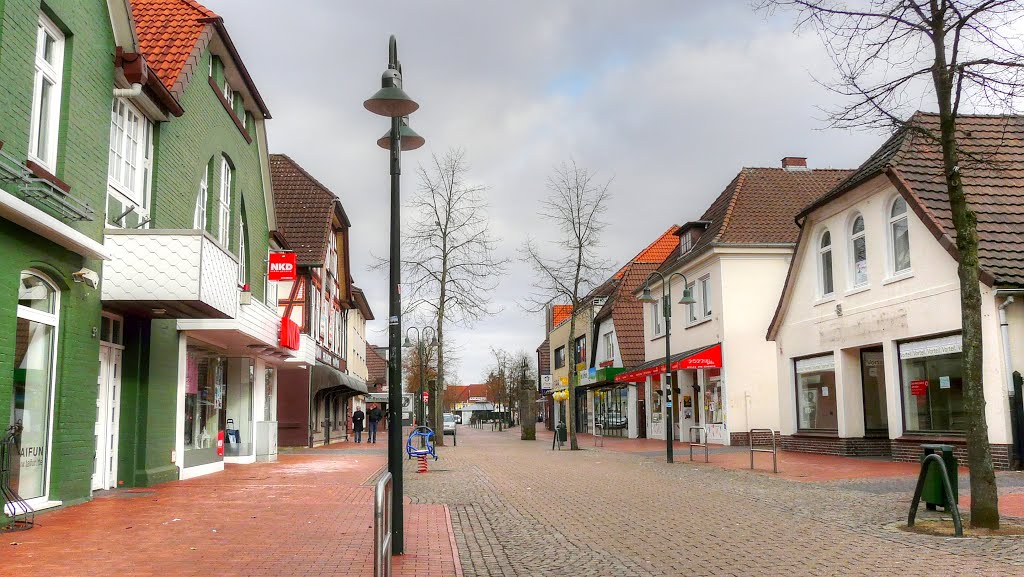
[768,115,1024,468]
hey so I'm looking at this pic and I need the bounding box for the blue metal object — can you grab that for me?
[406,426,438,461]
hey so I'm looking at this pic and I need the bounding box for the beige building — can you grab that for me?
[624,159,852,444]
[768,114,1024,468]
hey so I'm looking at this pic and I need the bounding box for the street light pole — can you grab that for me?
[364,35,423,556]
[640,271,695,464]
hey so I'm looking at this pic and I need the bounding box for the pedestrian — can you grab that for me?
[352,407,365,443]
[368,404,382,444]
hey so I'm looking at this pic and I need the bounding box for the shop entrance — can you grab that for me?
[860,347,888,436]
[93,340,122,491]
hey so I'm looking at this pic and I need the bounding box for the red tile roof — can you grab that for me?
[614,226,679,279]
[448,384,492,404]
[131,0,216,91]
[658,167,853,274]
[551,304,573,327]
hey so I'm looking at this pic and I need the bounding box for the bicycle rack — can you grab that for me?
[688,426,708,463]
[374,471,393,577]
[908,454,963,537]
[748,428,778,473]
[1,423,35,532]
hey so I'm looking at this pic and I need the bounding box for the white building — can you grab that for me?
[621,159,852,445]
[768,114,1024,468]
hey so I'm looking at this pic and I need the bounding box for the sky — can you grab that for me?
[204,0,890,385]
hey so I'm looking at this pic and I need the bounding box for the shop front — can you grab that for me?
[580,367,631,438]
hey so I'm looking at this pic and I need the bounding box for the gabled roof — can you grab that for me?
[131,0,270,116]
[614,226,679,278]
[366,344,387,388]
[448,384,492,404]
[270,154,351,267]
[551,305,573,327]
[797,112,1024,286]
[768,112,1024,340]
[658,167,853,274]
[602,261,659,368]
[351,286,374,321]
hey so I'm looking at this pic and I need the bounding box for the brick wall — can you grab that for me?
[891,439,1013,470]
[781,435,891,457]
[730,430,781,447]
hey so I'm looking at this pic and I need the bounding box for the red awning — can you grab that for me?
[614,343,722,383]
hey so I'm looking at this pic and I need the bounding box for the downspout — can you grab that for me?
[113,83,143,97]
[996,289,1024,468]
[998,295,1016,395]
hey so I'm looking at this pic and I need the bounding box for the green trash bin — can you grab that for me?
[920,444,958,510]
[556,422,567,443]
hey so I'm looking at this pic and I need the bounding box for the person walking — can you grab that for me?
[352,407,365,443]
[367,404,382,444]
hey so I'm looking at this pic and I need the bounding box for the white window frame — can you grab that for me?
[28,15,65,171]
[849,214,868,287]
[193,168,208,230]
[699,275,712,318]
[818,229,834,298]
[237,212,247,287]
[13,270,61,510]
[107,98,154,224]
[651,298,664,337]
[686,281,697,323]
[217,157,232,247]
[224,79,234,106]
[328,229,338,279]
[888,196,912,276]
[603,332,614,361]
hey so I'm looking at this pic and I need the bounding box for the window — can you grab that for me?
[554,346,566,369]
[574,335,586,366]
[108,99,154,218]
[680,231,693,254]
[849,214,868,286]
[218,157,232,246]
[238,203,248,287]
[686,282,697,323]
[699,275,712,318]
[224,79,234,105]
[651,296,666,336]
[328,229,338,279]
[818,230,834,297]
[13,272,59,502]
[603,332,614,360]
[28,15,65,170]
[899,334,964,433]
[795,354,837,431]
[889,197,911,274]
[193,167,208,230]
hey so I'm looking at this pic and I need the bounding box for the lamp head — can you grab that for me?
[377,117,425,150]
[679,287,696,305]
[639,287,656,303]
[402,336,412,348]
[364,69,419,117]
[429,335,438,347]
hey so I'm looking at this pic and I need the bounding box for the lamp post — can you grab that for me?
[364,34,424,556]
[404,326,437,441]
[639,272,695,463]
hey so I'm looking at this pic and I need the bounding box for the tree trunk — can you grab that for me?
[930,18,999,529]
[434,284,446,446]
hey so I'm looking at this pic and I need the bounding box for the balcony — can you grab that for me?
[102,229,239,318]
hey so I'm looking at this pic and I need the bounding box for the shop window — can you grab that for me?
[899,334,965,433]
[650,380,663,423]
[554,346,565,369]
[818,230,834,297]
[795,354,838,431]
[889,197,911,274]
[29,15,64,171]
[12,271,59,502]
[704,369,724,424]
[849,214,868,287]
[594,387,628,437]
[183,347,226,468]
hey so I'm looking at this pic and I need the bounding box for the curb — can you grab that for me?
[444,504,465,577]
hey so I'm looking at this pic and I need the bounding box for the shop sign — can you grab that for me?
[673,344,722,370]
[540,375,553,390]
[899,334,962,360]
[796,354,835,374]
[910,379,929,396]
[267,251,297,281]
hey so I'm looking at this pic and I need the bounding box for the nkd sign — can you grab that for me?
[268,251,297,281]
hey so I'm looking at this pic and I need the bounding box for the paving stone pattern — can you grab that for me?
[407,426,1024,577]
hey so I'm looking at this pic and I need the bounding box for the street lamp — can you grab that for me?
[639,271,695,464]
[404,326,437,441]
[364,34,424,556]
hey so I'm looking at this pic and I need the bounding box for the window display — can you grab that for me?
[900,334,964,432]
[704,369,724,424]
[184,346,226,468]
[594,387,628,437]
[795,354,838,431]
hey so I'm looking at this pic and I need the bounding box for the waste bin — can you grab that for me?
[921,444,958,510]
[556,422,567,443]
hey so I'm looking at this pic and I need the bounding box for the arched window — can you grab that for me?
[218,156,233,247]
[850,214,868,286]
[237,200,248,287]
[14,271,59,502]
[193,160,210,231]
[818,230,834,297]
[889,197,911,274]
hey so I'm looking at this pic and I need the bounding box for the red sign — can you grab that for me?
[216,430,225,457]
[268,251,297,281]
[910,379,929,396]
[672,344,723,370]
[422,392,429,403]
[280,316,301,350]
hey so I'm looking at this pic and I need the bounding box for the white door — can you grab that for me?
[93,344,122,491]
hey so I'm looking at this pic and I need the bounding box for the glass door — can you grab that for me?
[860,347,889,435]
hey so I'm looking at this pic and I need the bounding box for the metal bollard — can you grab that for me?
[374,471,393,577]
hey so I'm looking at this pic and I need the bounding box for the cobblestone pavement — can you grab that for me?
[6,445,457,577]
[406,426,1024,577]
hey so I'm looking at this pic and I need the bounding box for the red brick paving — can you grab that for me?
[5,449,458,576]
[961,493,1024,518]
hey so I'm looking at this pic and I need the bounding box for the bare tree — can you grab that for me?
[762,0,1024,529]
[379,147,508,445]
[523,160,613,450]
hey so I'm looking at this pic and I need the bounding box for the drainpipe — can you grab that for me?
[997,289,1024,468]
[113,83,143,97]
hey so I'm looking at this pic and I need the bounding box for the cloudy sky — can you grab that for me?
[205,0,889,384]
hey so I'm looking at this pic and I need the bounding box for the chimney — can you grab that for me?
[781,157,808,171]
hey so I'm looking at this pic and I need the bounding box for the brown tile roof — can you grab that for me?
[131,0,216,91]
[270,154,350,267]
[551,305,573,327]
[536,337,551,375]
[799,112,1024,286]
[658,166,853,273]
[351,286,374,320]
[366,344,387,388]
[608,261,659,368]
